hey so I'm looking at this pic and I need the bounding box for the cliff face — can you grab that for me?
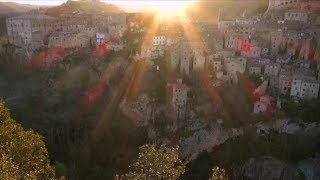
[237,156,320,180]
[180,122,243,161]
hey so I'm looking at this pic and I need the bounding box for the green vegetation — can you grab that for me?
[125,145,230,180]
[209,129,318,165]
[210,166,228,180]
[182,128,319,179]
[181,152,214,180]
[248,73,264,87]
[0,100,54,179]
[281,96,320,122]
[121,144,185,180]
[45,0,121,16]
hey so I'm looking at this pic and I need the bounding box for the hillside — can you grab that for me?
[0,2,41,14]
[45,0,123,16]
[187,0,269,20]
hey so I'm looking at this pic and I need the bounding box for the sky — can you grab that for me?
[0,0,66,6]
[0,0,195,12]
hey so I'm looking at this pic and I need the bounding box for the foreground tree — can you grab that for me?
[210,166,228,180]
[121,144,185,180]
[0,100,54,179]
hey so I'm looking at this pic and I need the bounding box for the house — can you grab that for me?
[6,14,57,49]
[248,62,262,75]
[172,79,189,117]
[236,17,259,26]
[264,62,281,77]
[299,36,317,61]
[153,35,166,46]
[212,60,223,71]
[224,56,247,74]
[270,29,284,57]
[218,20,235,32]
[290,74,320,99]
[278,67,292,95]
[254,80,269,96]
[48,31,92,48]
[276,54,292,64]
[193,53,205,70]
[218,73,238,85]
[107,42,124,52]
[253,95,272,114]
[96,32,106,45]
[267,0,307,10]
[213,49,236,59]
[284,10,310,23]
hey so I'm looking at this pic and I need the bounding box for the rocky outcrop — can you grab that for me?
[256,119,320,136]
[237,155,320,180]
[119,94,152,126]
[180,122,243,160]
[240,157,287,180]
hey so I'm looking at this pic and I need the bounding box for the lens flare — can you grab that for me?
[153,0,194,18]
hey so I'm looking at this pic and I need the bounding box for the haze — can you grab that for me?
[0,0,193,12]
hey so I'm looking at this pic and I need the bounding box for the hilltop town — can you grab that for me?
[0,0,320,179]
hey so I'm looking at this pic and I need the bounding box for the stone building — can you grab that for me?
[213,49,236,59]
[253,95,272,114]
[264,62,281,77]
[153,35,166,46]
[224,56,247,74]
[96,32,106,45]
[278,67,292,95]
[248,62,262,75]
[6,12,127,50]
[290,74,320,99]
[193,53,205,71]
[270,29,284,58]
[172,79,189,118]
[218,20,235,32]
[6,14,57,49]
[174,40,206,74]
[48,31,92,48]
[267,0,304,10]
[212,60,223,71]
[284,10,310,23]
[299,36,317,61]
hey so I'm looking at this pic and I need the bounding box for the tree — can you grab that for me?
[248,73,263,86]
[0,100,55,179]
[210,166,228,180]
[121,144,185,180]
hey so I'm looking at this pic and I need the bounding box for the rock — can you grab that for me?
[237,156,320,180]
[280,122,303,134]
[273,119,303,134]
[230,128,244,137]
[298,156,320,180]
[180,123,231,160]
[240,157,287,180]
[256,122,271,135]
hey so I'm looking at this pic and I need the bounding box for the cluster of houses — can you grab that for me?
[6,12,127,51]
[217,0,320,114]
[5,0,320,116]
[147,0,320,116]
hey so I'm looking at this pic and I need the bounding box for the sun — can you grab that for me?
[152,0,194,18]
